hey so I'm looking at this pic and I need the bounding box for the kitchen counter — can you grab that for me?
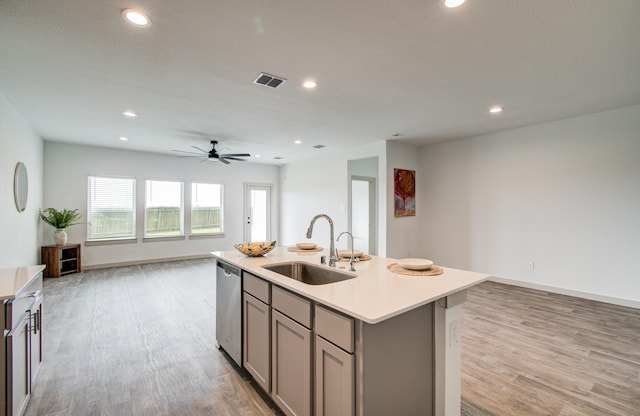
[211,247,489,324]
[0,265,46,301]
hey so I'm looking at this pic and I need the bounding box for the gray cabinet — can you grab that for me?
[243,293,270,392]
[315,336,354,416]
[225,261,466,416]
[243,273,271,393]
[314,305,355,416]
[242,272,271,393]
[271,286,312,416]
[271,309,312,416]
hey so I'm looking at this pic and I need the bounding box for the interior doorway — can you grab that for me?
[244,184,272,242]
[350,175,377,255]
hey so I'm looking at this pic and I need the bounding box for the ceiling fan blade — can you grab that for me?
[173,149,205,155]
[176,155,206,158]
[221,153,251,158]
[223,156,247,161]
[191,146,209,154]
[219,158,231,164]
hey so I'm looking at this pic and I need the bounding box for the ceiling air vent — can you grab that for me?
[312,144,326,149]
[254,72,287,88]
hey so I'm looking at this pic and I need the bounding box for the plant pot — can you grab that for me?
[54,228,68,245]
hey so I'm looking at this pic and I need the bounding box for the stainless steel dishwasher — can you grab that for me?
[216,259,242,366]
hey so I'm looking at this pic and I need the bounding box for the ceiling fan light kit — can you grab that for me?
[173,141,250,164]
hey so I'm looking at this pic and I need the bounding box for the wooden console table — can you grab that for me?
[41,243,82,278]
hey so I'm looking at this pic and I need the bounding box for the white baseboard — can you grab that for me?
[83,254,214,271]
[490,276,640,310]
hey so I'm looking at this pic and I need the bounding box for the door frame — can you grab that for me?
[243,183,274,242]
[348,175,377,255]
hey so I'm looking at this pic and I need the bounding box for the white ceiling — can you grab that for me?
[2,0,640,164]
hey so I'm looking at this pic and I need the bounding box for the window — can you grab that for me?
[191,182,223,235]
[87,176,136,240]
[145,180,184,237]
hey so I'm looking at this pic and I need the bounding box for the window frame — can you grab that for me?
[143,179,185,239]
[86,175,137,243]
[189,181,224,237]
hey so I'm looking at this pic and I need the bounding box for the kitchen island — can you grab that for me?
[212,247,489,416]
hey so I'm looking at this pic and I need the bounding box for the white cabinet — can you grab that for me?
[7,313,29,416]
[29,296,43,388]
[3,271,44,416]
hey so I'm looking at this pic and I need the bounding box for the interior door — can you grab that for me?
[244,184,272,242]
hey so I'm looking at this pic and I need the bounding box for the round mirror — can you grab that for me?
[14,162,28,212]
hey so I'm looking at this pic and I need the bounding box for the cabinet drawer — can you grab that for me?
[6,272,43,330]
[244,272,270,304]
[272,286,311,328]
[315,304,354,353]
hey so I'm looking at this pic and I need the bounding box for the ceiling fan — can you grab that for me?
[173,140,251,164]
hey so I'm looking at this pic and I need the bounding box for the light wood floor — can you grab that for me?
[25,258,276,416]
[462,281,640,416]
[24,259,639,415]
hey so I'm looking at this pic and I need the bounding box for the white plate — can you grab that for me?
[398,258,434,270]
[296,242,317,250]
[339,249,363,258]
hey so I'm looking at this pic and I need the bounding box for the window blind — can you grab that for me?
[87,176,136,240]
[191,182,223,235]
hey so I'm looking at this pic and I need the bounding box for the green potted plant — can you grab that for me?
[40,208,83,245]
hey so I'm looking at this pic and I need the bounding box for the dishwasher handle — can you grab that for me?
[217,260,240,277]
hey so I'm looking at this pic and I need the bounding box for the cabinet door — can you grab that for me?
[315,335,355,416]
[271,309,312,416]
[7,313,30,416]
[30,300,43,386]
[243,293,270,393]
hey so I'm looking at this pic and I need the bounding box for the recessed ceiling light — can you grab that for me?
[122,9,152,27]
[489,106,504,114]
[445,0,466,8]
[254,154,261,158]
[303,80,317,89]
[122,111,137,118]
[119,136,129,141]
[294,140,302,144]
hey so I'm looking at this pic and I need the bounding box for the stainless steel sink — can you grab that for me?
[262,262,356,285]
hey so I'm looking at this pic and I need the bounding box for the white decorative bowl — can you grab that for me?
[296,242,317,250]
[398,258,434,270]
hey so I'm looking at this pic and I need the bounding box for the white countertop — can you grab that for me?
[0,265,46,301]
[212,247,489,324]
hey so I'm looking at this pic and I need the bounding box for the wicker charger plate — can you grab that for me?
[387,263,444,276]
[288,246,323,252]
[338,254,372,262]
